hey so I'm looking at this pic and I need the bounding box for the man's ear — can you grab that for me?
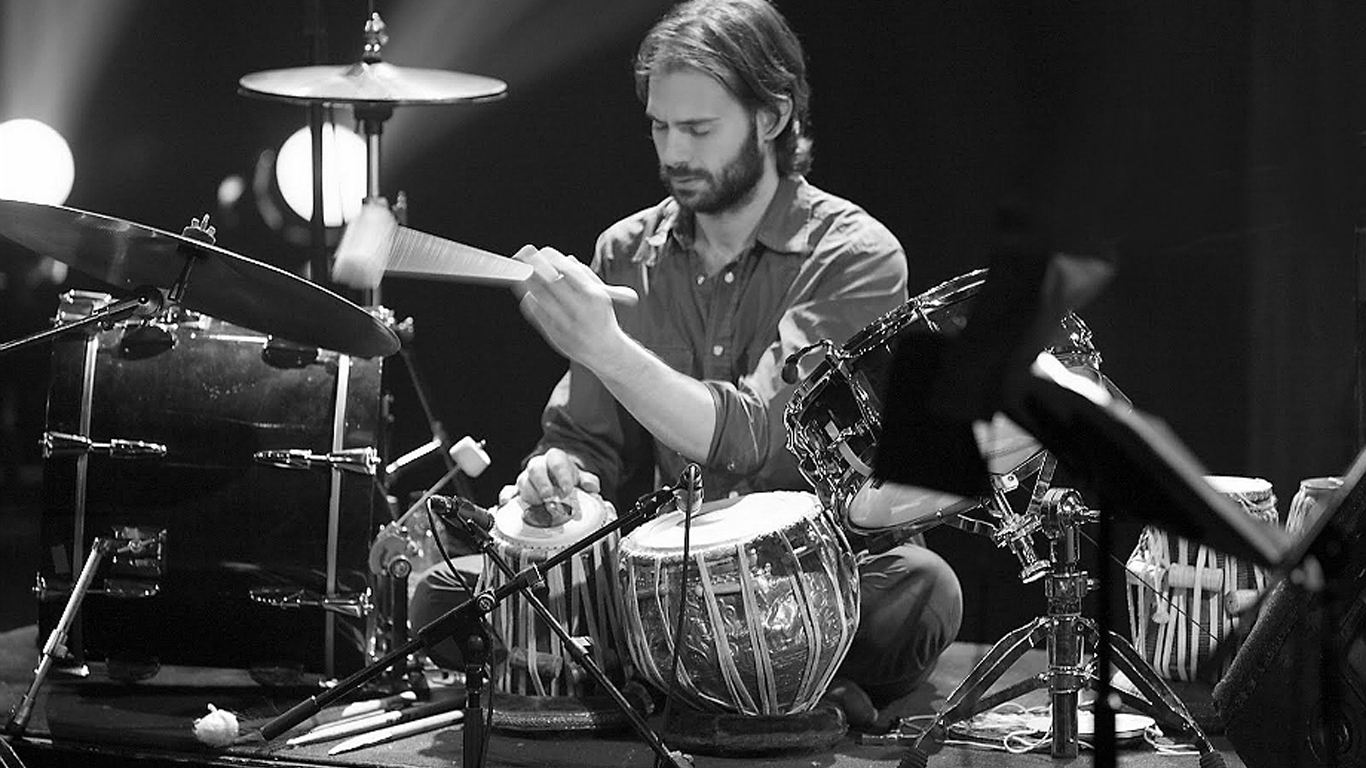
[758,96,794,141]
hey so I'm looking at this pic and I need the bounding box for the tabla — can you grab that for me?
[479,488,629,698]
[40,290,384,676]
[617,491,859,716]
[1125,475,1279,682]
[784,269,1102,539]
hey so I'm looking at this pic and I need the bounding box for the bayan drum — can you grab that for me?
[39,290,384,677]
[1125,475,1280,682]
[617,491,859,716]
[784,269,1102,540]
[479,488,630,699]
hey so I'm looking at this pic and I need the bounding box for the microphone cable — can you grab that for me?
[656,465,701,768]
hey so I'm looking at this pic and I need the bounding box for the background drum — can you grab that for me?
[617,490,859,717]
[785,268,1105,543]
[39,290,384,677]
[479,488,629,700]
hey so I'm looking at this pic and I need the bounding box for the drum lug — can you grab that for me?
[253,446,380,475]
[249,585,373,619]
[42,431,167,459]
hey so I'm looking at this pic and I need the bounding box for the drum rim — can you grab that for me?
[619,490,826,555]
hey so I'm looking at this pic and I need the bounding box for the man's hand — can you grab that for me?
[512,245,627,373]
[510,447,602,507]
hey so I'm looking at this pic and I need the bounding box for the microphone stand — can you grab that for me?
[452,500,686,768]
[257,489,692,768]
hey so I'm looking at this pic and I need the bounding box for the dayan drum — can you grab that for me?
[1125,475,1280,682]
[617,491,859,716]
[784,269,1103,540]
[479,488,630,698]
[40,290,384,677]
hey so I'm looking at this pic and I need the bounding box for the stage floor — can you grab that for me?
[0,624,1247,768]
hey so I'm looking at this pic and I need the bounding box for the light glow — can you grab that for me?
[274,123,368,227]
[0,118,75,204]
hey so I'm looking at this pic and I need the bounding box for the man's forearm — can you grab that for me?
[585,335,717,463]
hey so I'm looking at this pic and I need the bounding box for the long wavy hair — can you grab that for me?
[634,0,813,176]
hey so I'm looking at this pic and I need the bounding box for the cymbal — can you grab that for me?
[0,200,399,358]
[238,61,507,106]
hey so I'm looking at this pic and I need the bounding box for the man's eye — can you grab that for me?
[685,126,710,137]
[650,122,667,133]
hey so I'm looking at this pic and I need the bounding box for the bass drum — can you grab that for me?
[784,269,1105,540]
[617,491,859,716]
[39,290,385,678]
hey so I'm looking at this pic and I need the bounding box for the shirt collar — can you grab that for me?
[639,175,814,263]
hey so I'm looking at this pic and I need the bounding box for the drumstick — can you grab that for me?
[332,200,638,305]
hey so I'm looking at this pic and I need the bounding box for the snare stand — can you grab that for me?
[899,488,1224,768]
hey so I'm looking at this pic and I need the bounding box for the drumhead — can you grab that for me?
[491,488,613,551]
[621,490,823,555]
[1203,475,1274,501]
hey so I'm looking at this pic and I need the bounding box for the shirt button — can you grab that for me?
[712,345,724,356]
[723,272,735,284]
[696,275,705,285]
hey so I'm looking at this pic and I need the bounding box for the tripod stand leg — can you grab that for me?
[7,537,115,736]
[903,617,1050,764]
[1084,621,1224,766]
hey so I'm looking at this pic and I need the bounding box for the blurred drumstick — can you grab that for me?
[332,200,638,305]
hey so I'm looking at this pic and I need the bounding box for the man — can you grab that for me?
[414,0,962,728]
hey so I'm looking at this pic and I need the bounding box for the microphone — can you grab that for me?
[427,495,496,531]
[674,464,704,518]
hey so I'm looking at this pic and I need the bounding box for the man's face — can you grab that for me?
[647,68,766,215]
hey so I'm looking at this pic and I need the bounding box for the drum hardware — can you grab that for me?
[0,202,400,357]
[253,446,380,475]
[251,586,370,619]
[898,488,1222,766]
[254,483,691,768]
[7,530,162,736]
[41,431,167,460]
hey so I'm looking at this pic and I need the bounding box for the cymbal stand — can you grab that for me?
[7,533,161,736]
[448,493,688,768]
[255,488,693,768]
[898,488,1224,767]
[1,215,215,357]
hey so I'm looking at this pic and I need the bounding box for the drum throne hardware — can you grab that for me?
[255,472,700,768]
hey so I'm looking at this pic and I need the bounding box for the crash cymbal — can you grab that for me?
[0,200,399,358]
[238,61,507,106]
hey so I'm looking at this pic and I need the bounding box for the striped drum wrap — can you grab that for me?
[1125,475,1279,682]
[617,491,860,716]
[480,489,629,698]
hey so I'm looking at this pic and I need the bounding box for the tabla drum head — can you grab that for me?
[624,490,824,555]
[490,488,613,551]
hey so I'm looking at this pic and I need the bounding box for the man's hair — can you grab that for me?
[634,0,813,176]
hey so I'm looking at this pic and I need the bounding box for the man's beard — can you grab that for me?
[659,128,764,215]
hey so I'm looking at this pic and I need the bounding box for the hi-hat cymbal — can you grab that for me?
[238,61,507,106]
[0,200,399,358]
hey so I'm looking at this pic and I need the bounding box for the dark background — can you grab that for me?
[1,0,1363,647]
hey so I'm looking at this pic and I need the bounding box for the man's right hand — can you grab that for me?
[509,447,602,507]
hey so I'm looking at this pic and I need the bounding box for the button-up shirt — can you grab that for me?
[532,175,908,502]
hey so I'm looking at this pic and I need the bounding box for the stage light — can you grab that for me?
[0,118,75,205]
[274,123,367,227]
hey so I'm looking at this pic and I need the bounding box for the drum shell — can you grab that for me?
[617,491,859,716]
[480,491,630,698]
[39,291,384,675]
